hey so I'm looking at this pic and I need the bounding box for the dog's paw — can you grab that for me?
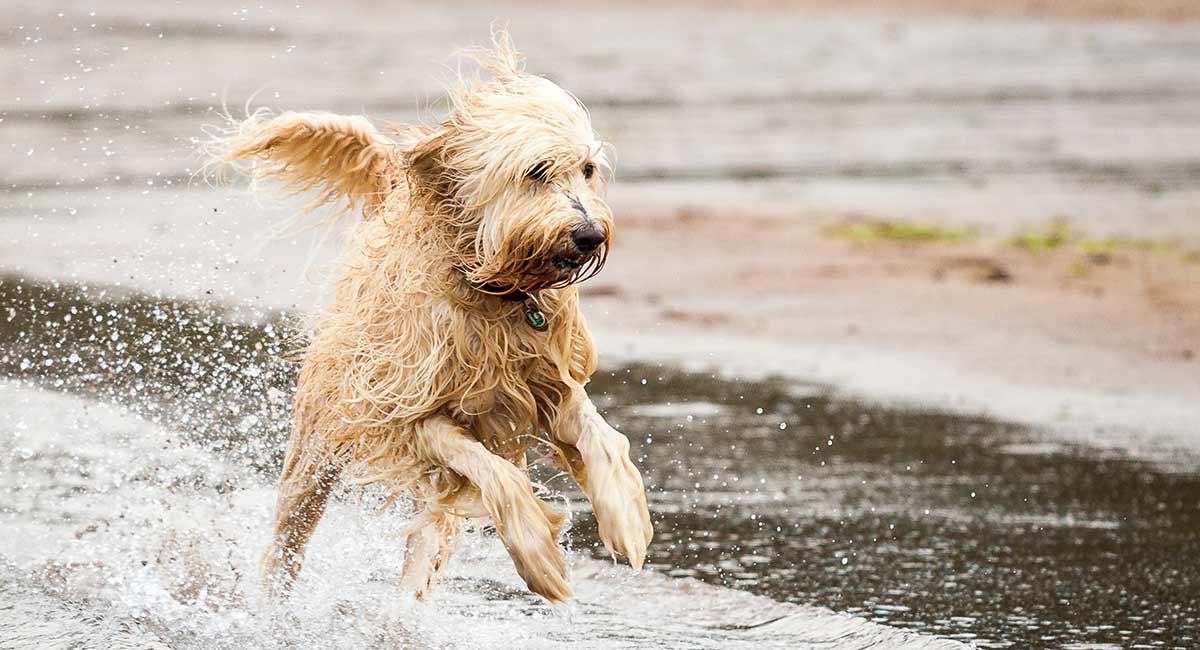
[590,450,654,570]
[506,528,572,603]
[483,469,572,602]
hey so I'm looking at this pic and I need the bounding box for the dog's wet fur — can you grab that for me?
[211,30,651,602]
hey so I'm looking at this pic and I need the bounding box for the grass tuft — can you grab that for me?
[1008,221,1070,252]
[828,219,972,244]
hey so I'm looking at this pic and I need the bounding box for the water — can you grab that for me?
[5,0,1200,242]
[2,275,1197,648]
[0,275,958,649]
[583,367,1200,647]
[2,382,960,650]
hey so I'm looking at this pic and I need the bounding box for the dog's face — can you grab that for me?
[407,56,613,293]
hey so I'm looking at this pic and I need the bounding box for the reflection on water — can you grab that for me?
[1,275,1197,648]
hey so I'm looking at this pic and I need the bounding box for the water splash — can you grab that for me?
[0,383,958,649]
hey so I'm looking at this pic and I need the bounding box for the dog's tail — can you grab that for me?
[202,109,400,222]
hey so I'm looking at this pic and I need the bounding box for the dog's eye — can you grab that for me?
[526,161,551,183]
[582,162,596,180]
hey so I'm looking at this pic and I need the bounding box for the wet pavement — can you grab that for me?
[2,274,1197,648]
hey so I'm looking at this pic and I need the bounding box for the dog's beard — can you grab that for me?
[461,227,609,293]
[546,234,609,286]
[470,242,607,293]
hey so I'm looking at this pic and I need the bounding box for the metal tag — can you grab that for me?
[524,304,548,331]
[523,293,548,331]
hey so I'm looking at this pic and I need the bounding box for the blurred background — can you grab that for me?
[2,1,1198,648]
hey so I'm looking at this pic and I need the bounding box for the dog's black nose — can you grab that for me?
[571,224,605,252]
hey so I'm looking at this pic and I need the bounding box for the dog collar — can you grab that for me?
[472,280,529,302]
[467,279,548,332]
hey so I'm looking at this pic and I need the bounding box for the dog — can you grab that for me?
[213,31,652,603]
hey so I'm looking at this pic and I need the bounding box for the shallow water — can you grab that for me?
[584,367,1200,647]
[2,383,960,650]
[2,275,1197,648]
[0,275,958,650]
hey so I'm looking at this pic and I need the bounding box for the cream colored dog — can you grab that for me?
[214,31,652,602]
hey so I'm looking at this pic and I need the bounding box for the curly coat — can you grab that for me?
[213,31,652,602]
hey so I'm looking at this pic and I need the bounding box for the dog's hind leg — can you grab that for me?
[260,425,340,598]
[409,416,571,602]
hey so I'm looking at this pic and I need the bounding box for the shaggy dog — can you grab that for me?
[214,32,652,602]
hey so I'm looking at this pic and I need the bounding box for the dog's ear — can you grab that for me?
[209,111,398,218]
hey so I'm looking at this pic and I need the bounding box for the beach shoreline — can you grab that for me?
[583,202,1200,453]
[3,194,1197,459]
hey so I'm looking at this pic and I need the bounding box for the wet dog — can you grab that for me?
[212,31,652,602]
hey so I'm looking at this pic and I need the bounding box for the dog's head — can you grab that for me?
[405,32,613,293]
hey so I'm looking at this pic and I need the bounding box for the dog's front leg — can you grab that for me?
[410,416,571,602]
[551,391,653,569]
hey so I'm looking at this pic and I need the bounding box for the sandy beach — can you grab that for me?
[588,202,1200,454]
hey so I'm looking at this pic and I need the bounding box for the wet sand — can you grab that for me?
[5,186,1196,458]
[587,208,1200,457]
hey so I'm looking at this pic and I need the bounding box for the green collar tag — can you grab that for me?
[523,293,548,331]
[524,304,548,331]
